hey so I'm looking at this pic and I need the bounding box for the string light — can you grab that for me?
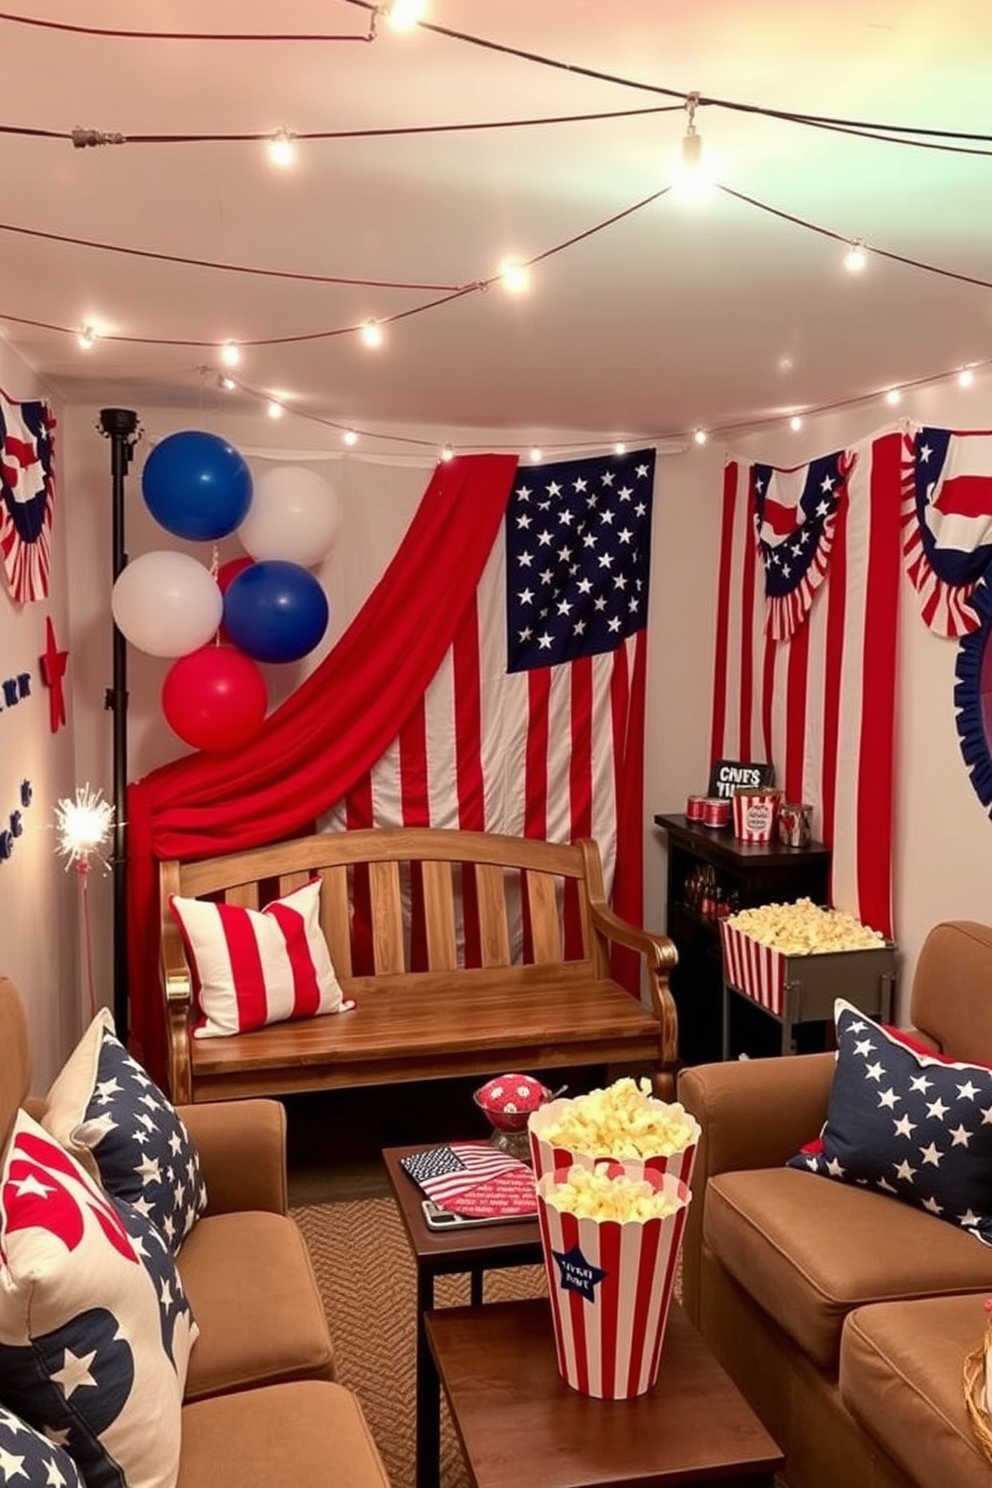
[384,0,426,32]
[693,429,708,445]
[613,442,627,455]
[529,446,543,463]
[789,415,804,431]
[77,324,97,349]
[360,318,384,348]
[673,92,713,203]
[959,367,975,387]
[440,442,454,461]
[220,341,241,367]
[499,258,530,294]
[343,429,359,446]
[266,399,284,418]
[844,241,868,273]
[217,374,236,391]
[266,129,297,169]
[884,389,903,406]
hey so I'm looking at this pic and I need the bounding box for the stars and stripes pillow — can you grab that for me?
[0,1402,86,1488]
[0,1111,197,1488]
[43,1009,207,1255]
[168,877,347,1039]
[788,999,992,1243]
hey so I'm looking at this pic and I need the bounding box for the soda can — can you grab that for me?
[685,794,707,822]
[701,797,731,828]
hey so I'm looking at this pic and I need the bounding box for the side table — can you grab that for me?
[426,1298,784,1488]
[381,1144,542,1488]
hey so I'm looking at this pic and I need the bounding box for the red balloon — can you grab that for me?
[216,557,254,645]
[161,644,268,753]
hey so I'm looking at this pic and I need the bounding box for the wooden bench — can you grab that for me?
[159,827,679,1105]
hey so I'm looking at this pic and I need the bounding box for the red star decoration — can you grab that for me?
[39,615,69,733]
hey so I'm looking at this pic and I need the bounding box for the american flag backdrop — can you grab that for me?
[711,431,903,937]
[321,448,655,966]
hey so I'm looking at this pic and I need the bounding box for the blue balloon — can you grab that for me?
[223,560,329,664]
[142,430,253,541]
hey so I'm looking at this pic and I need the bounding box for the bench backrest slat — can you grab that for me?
[475,863,511,967]
[421,859,457,970]
[321,863,353,979]
[527,870,563,963]
[369,859,405,974]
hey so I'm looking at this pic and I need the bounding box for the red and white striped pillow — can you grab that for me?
[169,878,345,1038]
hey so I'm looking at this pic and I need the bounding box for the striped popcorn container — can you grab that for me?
[527,1097,699,1194]
[731,788,782,843]
[535,1162,691,1399]
[719,918,786,1015]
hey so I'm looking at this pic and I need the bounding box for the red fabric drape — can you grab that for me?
[127,454,518,1081]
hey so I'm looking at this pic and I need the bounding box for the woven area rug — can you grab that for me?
[293,1195,547,1488]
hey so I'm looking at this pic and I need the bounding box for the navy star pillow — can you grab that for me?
[0,1402,86,1488]
[788,999,992,1243]
[43,1010,207,1255]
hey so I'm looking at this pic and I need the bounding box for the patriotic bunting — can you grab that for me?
[0,390,56,604]
[752,449,849,640]
[902,427,992,637]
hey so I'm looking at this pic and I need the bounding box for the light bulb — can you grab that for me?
[884,388,902,406]
[693,429,708,446]
[217,375,236,392]
[613,442,627,455]
[789,415,803,432]
[267,399,284,419]
[220,341,241,368]
[266,130,297,169]
[844,242,867,274]
[77,325,96,350]
[360,319,384,349]
[343,429,359,446]
[959,367,975,388]
[500,258,530,295]
[440,443,454,462]
[672,91,713,203]
[529,447,543,463]
[385,0,425,31]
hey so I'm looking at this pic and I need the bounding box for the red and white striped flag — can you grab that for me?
[710,431,903,937]
[321,449,655,970]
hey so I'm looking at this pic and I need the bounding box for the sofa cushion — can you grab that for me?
[0,1111,197,1488]
[788,999,992,1241]
[43,1009,207,1254]
[177,1381,389,1488]
[704,1165,992,1369]
[0,1401,86,1488]
[169,878,346,1038]
[840,1294,992,1488]
[178,1210,335,1399]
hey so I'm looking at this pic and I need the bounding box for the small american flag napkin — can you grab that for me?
[400,1142,537,1217]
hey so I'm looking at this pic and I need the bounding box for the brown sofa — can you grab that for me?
[0,976,390,1488]
[678,920,992,1488]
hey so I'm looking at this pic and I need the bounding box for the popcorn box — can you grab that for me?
[731,788,782,843]
[528,1093,699,1192]
[719,918,896,1020]
[536,1162,691,1399]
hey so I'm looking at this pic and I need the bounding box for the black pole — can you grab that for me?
[98,408,140,1044]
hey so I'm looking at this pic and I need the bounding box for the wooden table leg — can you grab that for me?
[415,1269,440,1488]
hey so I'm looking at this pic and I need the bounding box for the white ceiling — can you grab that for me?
[2,1,991,451]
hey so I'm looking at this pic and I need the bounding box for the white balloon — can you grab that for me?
[111,550,223,658]
[238,465,341,566]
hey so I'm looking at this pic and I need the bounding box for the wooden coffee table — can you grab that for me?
[426,1297,784,1488]
[382,1143,543,1488]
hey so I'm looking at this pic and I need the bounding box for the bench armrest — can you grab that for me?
[179,1098,288,1215]
[676,1052,835,1322]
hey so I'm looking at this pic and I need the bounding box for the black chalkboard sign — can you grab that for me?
[707,759,775,800]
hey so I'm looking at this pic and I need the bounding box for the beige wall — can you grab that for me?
[0,342,82,1090]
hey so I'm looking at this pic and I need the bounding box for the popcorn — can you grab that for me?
[542,1163,685,1223]
[537,1077,699,1161]
[727,897,886,956]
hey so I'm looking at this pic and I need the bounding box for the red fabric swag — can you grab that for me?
[126,453,518,1083]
